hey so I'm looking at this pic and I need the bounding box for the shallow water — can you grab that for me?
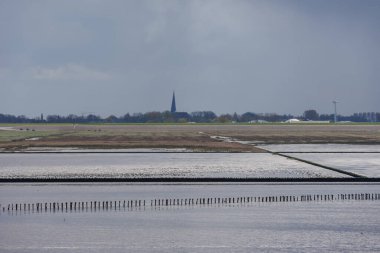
[1,183,380,252]
[290,153,380,177]
[1,144,380,252]
[0,153,346,178]
[256,144,380,178]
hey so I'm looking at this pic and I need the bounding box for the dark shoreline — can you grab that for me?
[1,177,380,183]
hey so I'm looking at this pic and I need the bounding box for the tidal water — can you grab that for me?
[0,153,346,178]
[258,144,380,178]
[1,144,380,252]
[1,183,380,252]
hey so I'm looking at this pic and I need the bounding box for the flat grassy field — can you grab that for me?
[1,123,379,151]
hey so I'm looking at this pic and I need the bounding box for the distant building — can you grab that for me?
[171,92,176,113]
[285,119,301,123]
[284,119,331,124]
[249,120,268,124]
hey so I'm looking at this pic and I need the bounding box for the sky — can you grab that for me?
[0,0,379,117]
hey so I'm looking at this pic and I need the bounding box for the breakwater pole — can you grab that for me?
[2,193,379,214]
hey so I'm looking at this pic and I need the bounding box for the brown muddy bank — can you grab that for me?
[1,124,379,151]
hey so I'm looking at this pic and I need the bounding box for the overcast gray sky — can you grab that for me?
[1,0,379,117]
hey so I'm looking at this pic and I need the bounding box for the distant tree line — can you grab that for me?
[301,110,380,122]
[0,110,379,124]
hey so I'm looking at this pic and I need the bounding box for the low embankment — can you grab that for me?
[1,177,380,183]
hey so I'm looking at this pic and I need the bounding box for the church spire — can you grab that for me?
[171,91,176,113]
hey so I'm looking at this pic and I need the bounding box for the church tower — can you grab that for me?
[171,91,176,113]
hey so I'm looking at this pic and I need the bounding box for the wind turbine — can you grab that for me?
[332,101,338,123]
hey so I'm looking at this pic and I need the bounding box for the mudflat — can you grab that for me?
[1,124,379,151]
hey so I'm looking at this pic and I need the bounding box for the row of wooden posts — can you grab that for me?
[2,192,379,213]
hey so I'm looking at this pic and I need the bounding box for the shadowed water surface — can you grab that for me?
[1,184,380,252]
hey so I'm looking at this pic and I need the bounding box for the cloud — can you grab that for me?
[0,68,10,78]
[30,64,110,81]
[0,0,379,116]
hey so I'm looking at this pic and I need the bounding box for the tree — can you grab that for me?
[218,114,233,123]
[144,111,163,123]
[190,111,217,123]
[86,114,101,123]
[105,115,118,123]
[240,112,257,122]
[232,112,239,122]
[303,109,319,121]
